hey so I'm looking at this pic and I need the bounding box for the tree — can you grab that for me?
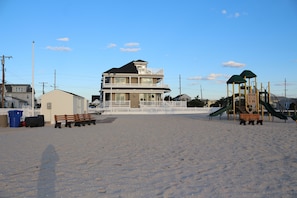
[210,97,226,107]
[164,95,172,101]
[187,95,205,107]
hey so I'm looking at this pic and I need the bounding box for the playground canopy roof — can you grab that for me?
[226,75,247,84]
[240,70,257,79]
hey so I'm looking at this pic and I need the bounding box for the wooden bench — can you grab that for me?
[54,113,96,128]
[83,113,96,125]
[239,114,263,125]
[76,114,89,126]
[54,115,66,128]
[66,114,82,127]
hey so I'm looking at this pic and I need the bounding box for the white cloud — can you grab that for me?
[107,43,117,48]
[222,61,245,68]
[46,46,72,51]
[120,48,141,52]
[207,73,223,80]
[125,42,140,47]
[221,9,227,15]
[222,10,247,18]
[57,37,69,42]
[188,73,223,81]
[188,76,203,80]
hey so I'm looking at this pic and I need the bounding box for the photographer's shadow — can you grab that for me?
[37,145,59,198]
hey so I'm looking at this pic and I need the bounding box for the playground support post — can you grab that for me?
[268,81,271,121]
[233,82,235,120]
[227,83,229,120]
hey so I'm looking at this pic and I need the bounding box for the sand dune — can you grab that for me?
[0,114,296,197]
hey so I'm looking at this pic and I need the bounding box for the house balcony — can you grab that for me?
[102,83,170,90]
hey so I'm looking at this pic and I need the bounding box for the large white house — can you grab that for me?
[100,60,171,109]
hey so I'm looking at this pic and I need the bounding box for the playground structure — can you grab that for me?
[209,70,296,122]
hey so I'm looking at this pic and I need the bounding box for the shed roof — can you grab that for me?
[44,89,84,98]
[226,75,247,84]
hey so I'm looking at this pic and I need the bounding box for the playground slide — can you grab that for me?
[209,104,232,117]
[259,100,287,120]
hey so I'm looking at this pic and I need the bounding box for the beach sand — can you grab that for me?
[0,114,297,197]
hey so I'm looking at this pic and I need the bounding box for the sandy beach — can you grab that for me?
[0,114,297,198]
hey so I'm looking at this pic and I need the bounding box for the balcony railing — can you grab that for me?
[103,83,170,89]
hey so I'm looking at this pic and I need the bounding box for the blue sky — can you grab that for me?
[1,0,296,101]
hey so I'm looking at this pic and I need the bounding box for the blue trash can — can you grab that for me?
[8,110,23,127]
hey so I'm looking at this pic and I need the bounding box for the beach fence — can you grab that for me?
[90,100,218,115]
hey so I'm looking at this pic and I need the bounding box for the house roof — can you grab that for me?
[1,84,32,92]
[45,89,85,99]
[104,60,146,74]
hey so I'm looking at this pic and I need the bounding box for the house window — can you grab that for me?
[115,77,126,84]
[105,77,111,83]
[115,93,125,101]
[137,66,146,74]
[141,78,153,85]
[139,93,155,101]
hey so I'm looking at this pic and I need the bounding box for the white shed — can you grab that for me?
[40,89,89,124]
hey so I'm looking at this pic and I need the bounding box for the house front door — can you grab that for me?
[130,93,139,108]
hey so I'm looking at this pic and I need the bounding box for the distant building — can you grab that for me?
[92,95,100,102]
[173,94,191,101]
[100,60,171,108]
[0,84,34,108]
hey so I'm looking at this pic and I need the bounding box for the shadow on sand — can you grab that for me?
[37,144,59,198]
[96,117,117,123]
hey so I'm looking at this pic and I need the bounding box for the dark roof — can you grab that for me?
[104,60,147,74]
[226,75,247,84]
[2,84,32,93]
[240,70,257,79]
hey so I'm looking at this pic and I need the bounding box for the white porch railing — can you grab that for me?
[101,100,187,108]
[103,83,170,89]
[140,101,187,107]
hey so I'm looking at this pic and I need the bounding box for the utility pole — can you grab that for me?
[179,74,181,98]
[1,55,12,108]
[54,69,57,90]
[32,41,35,115]
[200,85,203,100]
[39,82,48,94]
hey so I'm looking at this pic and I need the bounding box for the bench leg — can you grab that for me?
[248,120,255,125]
[240,119,246,125]
[55,123,61,128]
[66,122,72,128]
[257,120,263,125]
[74,122,81,127]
